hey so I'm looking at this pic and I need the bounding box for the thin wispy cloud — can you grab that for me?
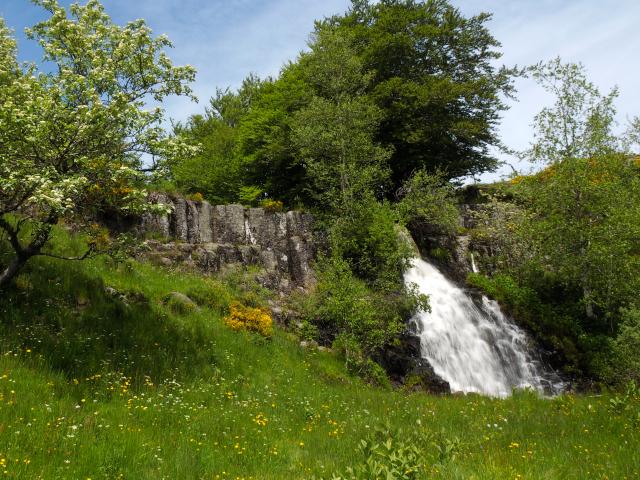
[1,0,638,180]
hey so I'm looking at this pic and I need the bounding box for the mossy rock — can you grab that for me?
[163,291,199,315]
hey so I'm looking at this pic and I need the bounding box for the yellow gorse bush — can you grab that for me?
[260,198,284,212]
[224,302,273,338]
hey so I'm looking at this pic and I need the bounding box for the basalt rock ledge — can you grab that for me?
[135,193,316,291]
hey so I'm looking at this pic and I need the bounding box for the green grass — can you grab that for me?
[0,230,638,479]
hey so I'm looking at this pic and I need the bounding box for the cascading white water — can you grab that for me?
[404,257,563,398]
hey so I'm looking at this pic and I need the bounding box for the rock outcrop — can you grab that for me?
[138,193,315,290]
[375,332,451,394]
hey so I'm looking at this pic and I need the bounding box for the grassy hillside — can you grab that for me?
[0,231,638,479]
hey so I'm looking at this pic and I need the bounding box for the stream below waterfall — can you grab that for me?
[404,257,564,398]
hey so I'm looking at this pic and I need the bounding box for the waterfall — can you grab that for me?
[470,253,479,274]
[404,257,564,398]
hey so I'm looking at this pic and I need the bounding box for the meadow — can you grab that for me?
[0,231,638,479]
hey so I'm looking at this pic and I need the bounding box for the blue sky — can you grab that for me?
[1,0,639,180]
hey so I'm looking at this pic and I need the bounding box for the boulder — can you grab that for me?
[163,291,199,315]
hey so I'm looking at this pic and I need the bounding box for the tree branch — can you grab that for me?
[38,244,96,261]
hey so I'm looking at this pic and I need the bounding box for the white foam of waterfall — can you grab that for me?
[244,217,257,245]
[470,253,479,274]
[404,257,564,398]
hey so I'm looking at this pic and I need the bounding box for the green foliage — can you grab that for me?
[238,185,264,206]
[515,60,640,324]
[301,245,426,385]
[169,76,262,203]
[608,381,640,416]
[0,0,195,286]
[334,428,430,479]
[467,190,535,272]
[171,0,516,203]
[327,424,461,480]
[296,320,320,343]
[612,308,640,384]
[184,281,234,313]
[236,64,314,205]
[466,60,640,383]
[512,154,640,326]
[259,198,284,212]
[291,28,391,211]
[311,256,403,356]
[1,229,640,479]
[527,57,620,164]
[324,0,518,187]
[397,169,459,235]
[329,199,411,290]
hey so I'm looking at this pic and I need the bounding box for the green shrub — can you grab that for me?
[186,281,234,313]
[187,192,204,202]
[326,424,460,480]
[612,308,640,384]
[260,198,284,212]
[329,199,411,291]
[297,320,320,342]
[309,256,407,355]
[396,169,459,236]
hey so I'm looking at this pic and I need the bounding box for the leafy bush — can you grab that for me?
[397,169,459,236]
[185,281,234,313]
[224,302,273,338]
[301,254,425,385]
[330,199,412,291]
[260,198,284,212]
[612,308,640,384]
[296,320,320,343]
[187,192,204,202]
[309,256,415,355]
[326,424,461,480]
[608,381,639,416]
[332,333,391,389]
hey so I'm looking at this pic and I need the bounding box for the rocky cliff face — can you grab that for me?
[138,193,315,291]
[407,205,477,283]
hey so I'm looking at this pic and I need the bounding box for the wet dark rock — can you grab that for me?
[376,332,451,395]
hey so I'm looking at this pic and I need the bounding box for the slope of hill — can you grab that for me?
[0,229,638,479]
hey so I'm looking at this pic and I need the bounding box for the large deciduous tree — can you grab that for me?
[0,0,196,287]
[324,0,518,189]
[170,75,262,204]
[291,28,391,212]
[527,57,619,164]
[518,59,640,326]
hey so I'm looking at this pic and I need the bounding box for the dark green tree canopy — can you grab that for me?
[171,0,518,206]
[323,0,518,188]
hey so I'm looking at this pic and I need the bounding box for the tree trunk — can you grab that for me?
[0,254,28,289]
[0,214,55,289]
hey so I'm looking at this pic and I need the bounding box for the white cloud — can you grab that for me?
[4,0,638,181]
[455,0,640,180]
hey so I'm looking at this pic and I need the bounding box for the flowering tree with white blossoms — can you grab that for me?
[0,0,197,287]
